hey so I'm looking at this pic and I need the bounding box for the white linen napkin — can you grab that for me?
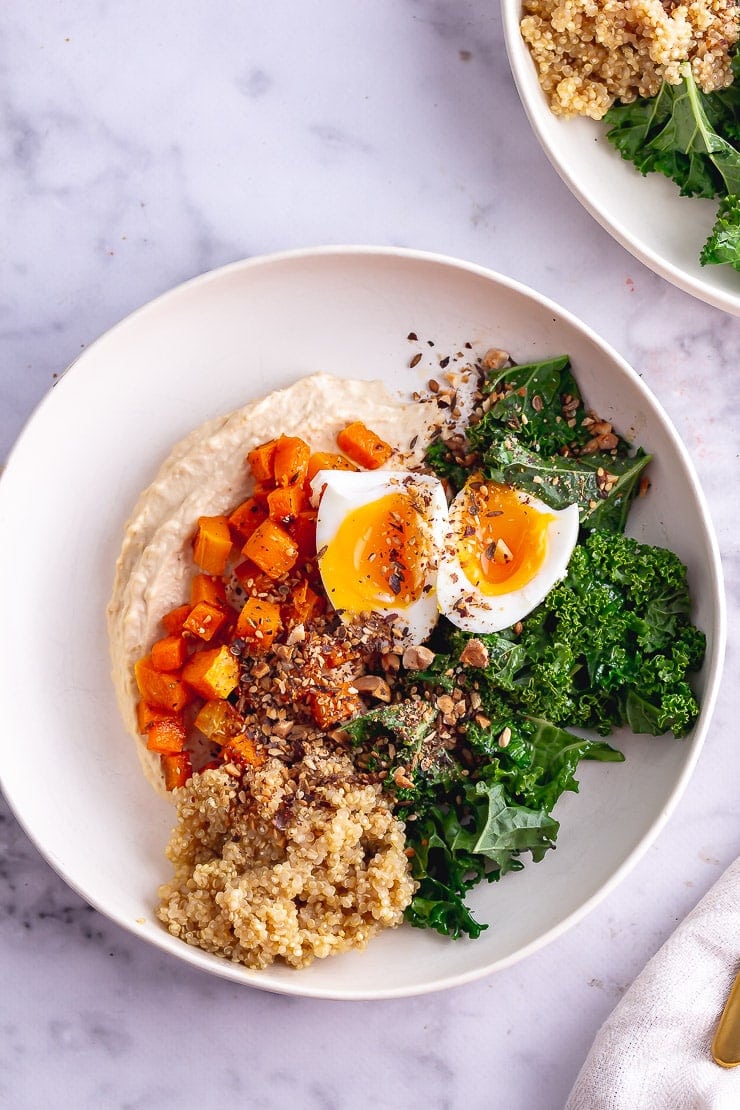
[566,857,740,1110]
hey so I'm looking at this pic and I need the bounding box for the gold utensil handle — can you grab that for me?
[712,972,740,1068]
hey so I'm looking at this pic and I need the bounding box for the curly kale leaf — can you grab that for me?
[604,55,740,272]
[605,63,740,199]
[700,194,740,270]
[474,354,593,456]
[404,780,559,939]
[516,533,704,737]
[481,434,651,534]
[466,716,623,813]
[424,437,471,492]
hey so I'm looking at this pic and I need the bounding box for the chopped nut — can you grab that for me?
[482,348,509,370]
[286,623,306,646]
[498,726,512,748]
[352,675,392,702]
[436,694,455,715]
[393,765,415,790]
[381,652,401,674]
[402,644,436,671]
[271,719,295,739]
[459,638,489,669]
[474,713,491,729]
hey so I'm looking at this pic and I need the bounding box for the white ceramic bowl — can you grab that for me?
[501,0,740,316]
[0,247,725,999]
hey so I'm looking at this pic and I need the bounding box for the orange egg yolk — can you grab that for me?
[318,491,428,613]
[455,479,554,596]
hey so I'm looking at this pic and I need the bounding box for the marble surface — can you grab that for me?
[1,3,738,1108]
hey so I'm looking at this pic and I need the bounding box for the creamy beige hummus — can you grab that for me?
[107,373,432,795]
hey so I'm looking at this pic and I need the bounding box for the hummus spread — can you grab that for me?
[107,373,432,796]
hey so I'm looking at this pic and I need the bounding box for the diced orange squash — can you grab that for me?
[336,421,393,470]
[221,732,266,768]
[194,699,244,744]
[246,439,278,483]
[235,596,282,652]
[183,601,227,642]
[243,519,299,580]
[150,634,188,672]
[289,510,317,562]
[134,657,191,712]
[182,645,239,700]
[228,497,268,541]
[306,451,358,484]
[281,580,324,627]
[146,715,187,754]
[250,482,273,508]
[161,752,192,791]
[192,515,232,575]
[273,436,311,488]
[322,641,360,669]
[161,603,192,636]
[136,700,177,734]
[307,685,364,730]
[233,559,278,598]
[267,484,306,524]
[190,573,227,609]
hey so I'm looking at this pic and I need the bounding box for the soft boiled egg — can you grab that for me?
[311,469,448,646]
[436,476,579,634]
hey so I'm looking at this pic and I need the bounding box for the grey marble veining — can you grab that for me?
[2,3,739,1109]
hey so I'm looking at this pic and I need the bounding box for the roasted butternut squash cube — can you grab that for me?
[235,596,282,653]
[136,700,177,734]
[266,484,306,524]
[233,559,277,599]
[134,657,191,712]
[161,751,192,791]
[182,645,239,699]
[190,573,227,609]
[228,496,268,541]
[183,601,227,642]
[273,435,310,488]
[336,421,393,470]
[281,580,324,627]
[192,515,232,575]
[306,451,358,483]
[243,519,299,580]
[221,732,266,768]
[145,715,187,754]
[288,510,317,562]
[161,603,192,636]
[150,634,188,672]
[194,699,244,744]
[307,685,364,729]
[246,439,278,483]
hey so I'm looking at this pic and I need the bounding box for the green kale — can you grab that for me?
[480,433,651,533]
[604,55,740,270]
[424,437,471,492]
[700,194,740,270]
[476,354,592,456]
[456,354,651,533]
[605,62,740,199]
[404,781,559,938]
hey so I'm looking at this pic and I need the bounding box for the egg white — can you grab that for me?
[310,469,448,646]
[436,488,579,634]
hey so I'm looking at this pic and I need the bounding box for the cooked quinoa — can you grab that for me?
[157,751,416,969]
[520,0,739,119]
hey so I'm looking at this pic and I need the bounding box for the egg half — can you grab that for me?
[311,469,448,646]
[436,477,579,634]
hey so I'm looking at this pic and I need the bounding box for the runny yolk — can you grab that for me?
[456,479,554,596]
[318,491,428,613]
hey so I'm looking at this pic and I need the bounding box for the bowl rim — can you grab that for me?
[0,244,727,999]
[499,0,740,318]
